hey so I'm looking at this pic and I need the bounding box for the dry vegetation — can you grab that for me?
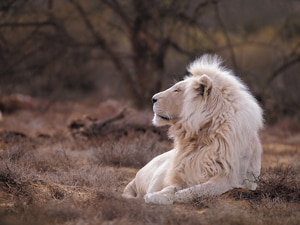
[0,99,299,225]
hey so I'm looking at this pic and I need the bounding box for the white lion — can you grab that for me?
[122,54,263,204]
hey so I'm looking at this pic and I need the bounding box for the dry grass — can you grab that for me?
[231,166,300,203]
[0,100,299,225]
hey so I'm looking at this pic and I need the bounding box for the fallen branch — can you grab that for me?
[68,108,126,135]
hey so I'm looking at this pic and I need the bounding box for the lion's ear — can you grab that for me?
[197,75,212,97]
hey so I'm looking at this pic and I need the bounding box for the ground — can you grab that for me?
[0,98,299,225]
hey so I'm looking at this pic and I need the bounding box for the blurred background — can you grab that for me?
[0,0,299,123]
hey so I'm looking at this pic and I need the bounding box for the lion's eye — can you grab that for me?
[173,89,181,93]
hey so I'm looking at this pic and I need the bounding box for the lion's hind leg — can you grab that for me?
[122,179,139,199]
[245,136,262,190]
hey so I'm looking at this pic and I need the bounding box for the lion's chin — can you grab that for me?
[152,114,172,126]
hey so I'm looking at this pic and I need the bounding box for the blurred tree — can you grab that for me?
[0,0,220,108]
[0,0,299,120]
[69,0,219,108]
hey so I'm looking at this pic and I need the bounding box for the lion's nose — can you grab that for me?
[152,97,157,104]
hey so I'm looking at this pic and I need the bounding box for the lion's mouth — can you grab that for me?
[158,114,171,121]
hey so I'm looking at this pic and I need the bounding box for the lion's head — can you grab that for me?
[152,54,262,139]
[152,75,212,127]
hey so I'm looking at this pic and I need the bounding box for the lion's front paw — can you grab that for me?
[144,192,174,205]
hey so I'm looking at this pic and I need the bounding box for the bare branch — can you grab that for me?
[0,21,54,28]
[265,54,300,86]
[102,0,132,29]
[192,0,220,18]
[168,40,194,57]
[0,0,16,11]
[214,2,238,72]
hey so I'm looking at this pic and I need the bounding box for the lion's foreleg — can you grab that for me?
[174,177,232,203]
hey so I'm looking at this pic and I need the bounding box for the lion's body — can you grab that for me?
[122,55,263,204]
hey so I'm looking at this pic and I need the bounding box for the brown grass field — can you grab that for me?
[0,99,299,225]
